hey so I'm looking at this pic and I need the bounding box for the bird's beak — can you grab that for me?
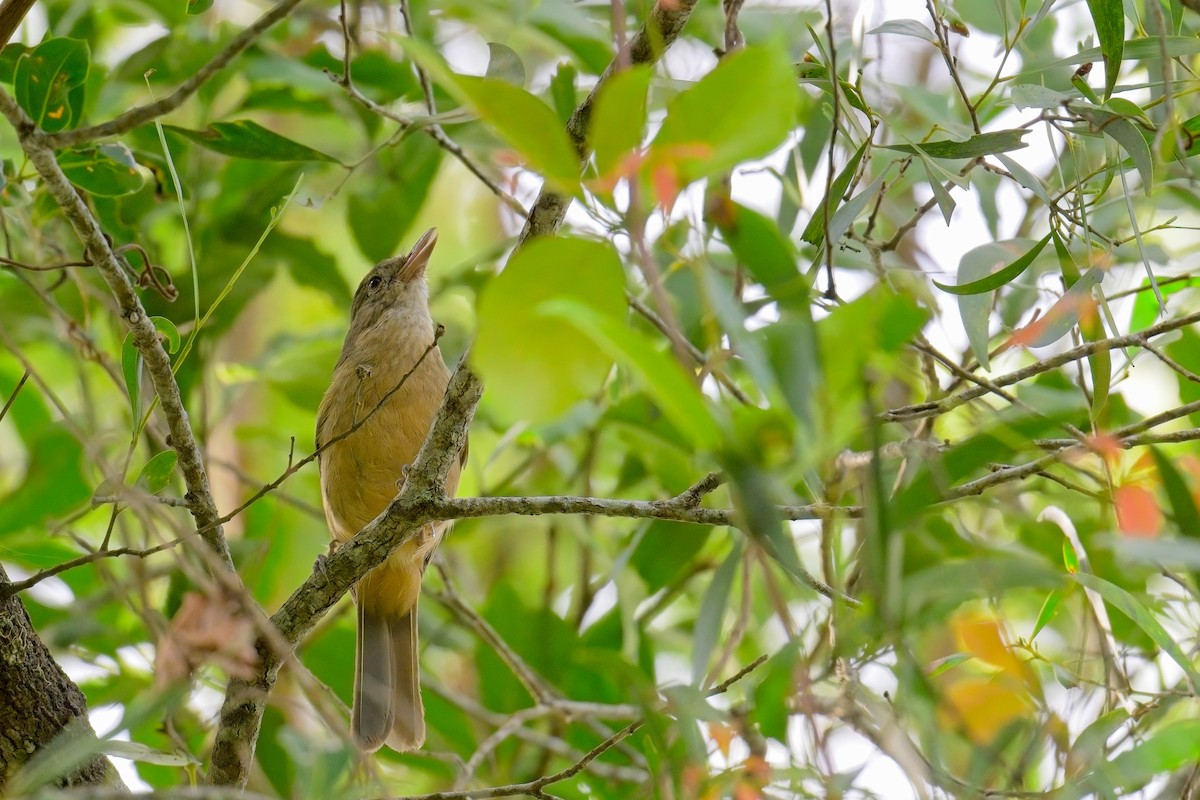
[399,227,438,282]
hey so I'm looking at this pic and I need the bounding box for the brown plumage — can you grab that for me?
[315,228,462,751]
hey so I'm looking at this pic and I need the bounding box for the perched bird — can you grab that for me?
[316,228,463,751]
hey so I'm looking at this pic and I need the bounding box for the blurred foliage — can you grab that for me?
[3,0,1200,797]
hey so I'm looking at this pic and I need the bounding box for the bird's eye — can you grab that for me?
[366,275,384,292]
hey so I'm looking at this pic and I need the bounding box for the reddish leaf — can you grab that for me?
[1115,485,1162,538]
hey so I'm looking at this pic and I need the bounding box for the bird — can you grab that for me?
[315,227,463,751]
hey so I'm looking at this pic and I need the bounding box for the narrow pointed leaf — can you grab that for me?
[1071,573,1200,690]
[881,129,1029,159]
[691,540,743,685]
[935,234,1051,295]
[801,139,868,245]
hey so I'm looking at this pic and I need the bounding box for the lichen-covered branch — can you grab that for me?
[0,89,234,574]
[207,357,480,786]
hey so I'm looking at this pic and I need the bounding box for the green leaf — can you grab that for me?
[867,19,937,43]
[801,139,867,245]
[752,640,801,742]
[485,42,525,86]
[652,44,798,184]
[150,316,181,353]
[1068,707,1129,771]
[691,539,742,686]
[996,153,1053,206]
[1016,36,1200,78]
[630,520,713,591]
[1137,280,1200,332]
[1165,328,1200,420]
[825,174,885,245]
[1071,572,1200,689]
[921,155,956,223]
[713,203,807,310]
[0,424,89,535]
[461,75,584,191]
[186,0,215,13]
[541,298,721,449]
[14,38,89,132]
[122,331,140,420]
[396,36,580,192]
[795,61,870,114]
[1062,538,1080,573]
[346,133,442,262]
[163,121,337,162]
[0,43,29,84]
[954,241,1035,369]
[548,61,577,127]
[135,451,178,494]
[474,237,625,424]
[590,65,651,179]
[275,234,351,306]
[1082,719,1200,795]
[1070,104,1153,192]
[935,234,1051,295]
[1031,589,1063,640]
[1084,0,1124,99]
[881,129,1029,159]
[1010,83,1073,110]
[57,144,144,197]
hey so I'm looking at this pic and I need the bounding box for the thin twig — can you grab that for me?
[397,656,767,800]
[882,310,1200,423]
[1,536,192,597]
[627,292,752,404]
[0,369,28,424]
[44,0,307,148]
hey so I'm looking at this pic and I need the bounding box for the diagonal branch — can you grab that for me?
[210,2,707,782]
[517,0,702,246]
[43,0,307,148]
[207,357,481,786]
[882,309,1200,423]
[0,88,234,574]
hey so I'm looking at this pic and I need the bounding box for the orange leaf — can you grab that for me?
[651,162,680,213]
[1115,484,1162,537]
[1083,432,1123,463]
[1007,293,1098,348]
[937,675,1033,743]
[952,612,1039,690]
[708,722,735,758]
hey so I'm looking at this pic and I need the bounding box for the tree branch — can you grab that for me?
[0,88,234,574]
[209,1,709,782]
[517,0,702,246]
[882,310,1200,423]
[43,0,307,148]
[394,655,767,800]
[206,357,481,786]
